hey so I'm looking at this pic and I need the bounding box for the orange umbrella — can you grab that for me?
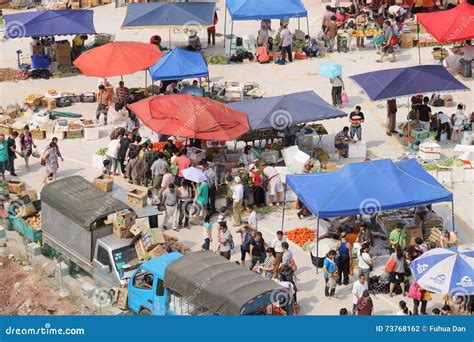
[128,95,251,141]
[73,41,163,77]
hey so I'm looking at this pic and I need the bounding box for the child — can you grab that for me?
[102,159,112,175]
[202,214,212,250]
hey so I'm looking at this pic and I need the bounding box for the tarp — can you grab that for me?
[163,251,288,315]
[4,10,96,39]
[122,2,215,28]
[227,0,307,20]
[41,176,130,229]
[149,48,208,81]
[417,2,474,44]
[228,91,346,130]
[286,159,453,219]
[74,41,163,78]
[350,65,470,101]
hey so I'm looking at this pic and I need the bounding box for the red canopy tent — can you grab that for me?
[128,95,250,141]
[417,2,474,44]
[74,41,163,77]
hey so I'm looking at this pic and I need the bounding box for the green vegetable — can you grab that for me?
[208,55,228,65]
[96,148,108,156]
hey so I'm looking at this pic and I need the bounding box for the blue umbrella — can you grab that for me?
[319,62,342,78]
[410,244,474,295]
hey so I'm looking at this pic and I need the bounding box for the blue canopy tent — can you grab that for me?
[349,65,470,101]
[285,159,454,269]
[224,0,309,47]
[3,10,96,38]
[121,3,216,47]
[228,91,346,130]
[149,48,208,81]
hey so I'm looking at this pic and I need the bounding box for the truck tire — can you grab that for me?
[138,308,151,316]
[139,308,152,315]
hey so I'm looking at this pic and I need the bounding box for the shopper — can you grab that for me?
[324,16,338,53]
[323,250,338,298]
[451,103,467,144]
[96,85,111,125]
[19,125,36,171]
[201,214,212,250]
[0,134,9,181]
[115,81,130,112]
[357,290,374,315]
[151,152,168,190]
[6,131,19,176]
[107,136,121,176]
[336,232,352,286]
[172,149,190,186]
[218,222,232,260]
[212,149,226,183]
[262,163,283,206]
[161,183,178,230]
[177,179,191,229]
[147,189,160,228]
[358,243,375,277]
[377,21,397,63]
[397,300,412,315]
[236,224,253,266]
[386,99,398,136]
[249,231,266,270]
[204,163,218,215]
[408,282,430,315]
[256,248,276,278]
[231,176,244,226]
[389,222,406,251]
[272,231,287,279]
[42,142,59,184]
[388,244,407,297]
[247,204,258,230]
[249,164,264,206]
[349,105,365,141]
[279,24,292,65]
[352,274,368,314]
[118,131,133,175]
[207,11,218,47]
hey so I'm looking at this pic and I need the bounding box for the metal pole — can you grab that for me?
[416,18,421,65]
[281,183,287,231]
[298,18,301,30]
[306,16,310,36]
[224,4,227,48]
[316,217,320,274]
[451,200,455,232]
[144,70,147,92]
[229,20,234,57]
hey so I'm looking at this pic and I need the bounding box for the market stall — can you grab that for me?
[149,48,208,82]
[286,159,454,269]
[121,2,216,47]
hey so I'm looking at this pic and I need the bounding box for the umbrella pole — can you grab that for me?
[416,18,421,65]
[298,18,301,30]
[281,183,287,231]
[144,70,147,93]
[316,217,320,274]
[451,200,455,232]
[306,16,310,36]
[229,20,234,57]
[224,5,227,48]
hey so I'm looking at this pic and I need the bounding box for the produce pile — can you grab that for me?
[82,119,94,126]
[25,213,42,230]
[163,234,189,253]
[208,55,228,65]
[284,227,315,247]
[422,158,465,171]
[0,68,29,82]
[96,148,108,156]
[314,148,329,163]
[238,129,279,142]
[68,123,82,130]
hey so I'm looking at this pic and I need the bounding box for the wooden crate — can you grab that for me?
[113,223,132,238]
[92,174,113,192]
[66,129,83,139]
[126,188,147,207]
[7,180,26,194]
[115,209,136,228]
[31,129,46,140]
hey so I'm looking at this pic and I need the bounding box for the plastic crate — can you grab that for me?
[260,150,280,164]
[8,200,42,243]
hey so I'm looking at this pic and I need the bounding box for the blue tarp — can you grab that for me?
[228,91,346,130]
[149,48,208,81]
[122,3,215,28]
[227,0,307,20]
[4,10,96,39]
[286,159,453,219]
[350,65,470,101]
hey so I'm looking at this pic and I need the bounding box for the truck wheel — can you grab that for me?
[139,308,152,315]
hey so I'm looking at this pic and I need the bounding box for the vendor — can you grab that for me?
[72,34,87,61]
[443,47,463,74]
[334,126,353,158]
[150,35,166,51]
[355,12,368,48]
[239,145,257,167]
[165,81,179,95]
[349,105,365,141]
[434,111,451,142]
[187,29,202,52]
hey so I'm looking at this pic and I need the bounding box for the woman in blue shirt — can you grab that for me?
[322,250,338,298]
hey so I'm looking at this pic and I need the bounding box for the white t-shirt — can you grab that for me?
[248,210,258,229]
[352,280,368,304]
[107,139,120,158]
[331,76,343,87]
[437,112,450,124]
[272,237,287,253]
[358,252,371,270]
[219,229,231,252]
[232,183,244,202]
[461,45,474,61]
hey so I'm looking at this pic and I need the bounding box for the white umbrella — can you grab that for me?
[182,167,207,183]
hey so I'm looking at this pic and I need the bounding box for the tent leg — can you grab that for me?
[224,6,227,48]
[416,18,421,65]
[229,20,234,57]
[316,218,320,275]
[298,18,300,30]
[281,183,287,231]
[144,70,147,92]
[451,200,455,232]
[306,16,310,35]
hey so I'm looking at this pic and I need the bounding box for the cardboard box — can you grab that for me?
[90,0,98,6]
[147,244,166,258]
[30,43,44,55]
[16,202,37,218]
[81,0,90,7]
[405,227,423,245]
[348,141,366,158]
[7,181,26,194]
[20,190,38,201]
[400,32,413,49]
[93,174,114,192]
[42,97,57,110]
[114,288,128,310]
[126,188,147,207]
[134,239,150,262]
[115,209,136,228]
[66,129,83,139]
[71,2,80,9]
[31,129,46,140]
[113,223,132,238]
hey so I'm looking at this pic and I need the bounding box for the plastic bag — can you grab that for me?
[341,91,349,103]
[31,148,40,158]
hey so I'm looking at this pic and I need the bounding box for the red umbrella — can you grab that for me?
[128,95,251,141]
[73,41,163,77]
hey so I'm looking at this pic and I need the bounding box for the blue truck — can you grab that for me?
[127,251,292,315]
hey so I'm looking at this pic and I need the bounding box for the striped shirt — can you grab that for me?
[263,166,278,180]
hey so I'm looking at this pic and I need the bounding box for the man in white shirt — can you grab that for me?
[218,222,232,260]
[352,274,368,314]
[460,44,474,61]
[279,24,292,65]
[435,111,451,142]
[231,176,244,226]
[272,231,287,278]
[247,204,258,230]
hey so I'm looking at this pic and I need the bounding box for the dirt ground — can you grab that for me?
[0,256,78,315]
